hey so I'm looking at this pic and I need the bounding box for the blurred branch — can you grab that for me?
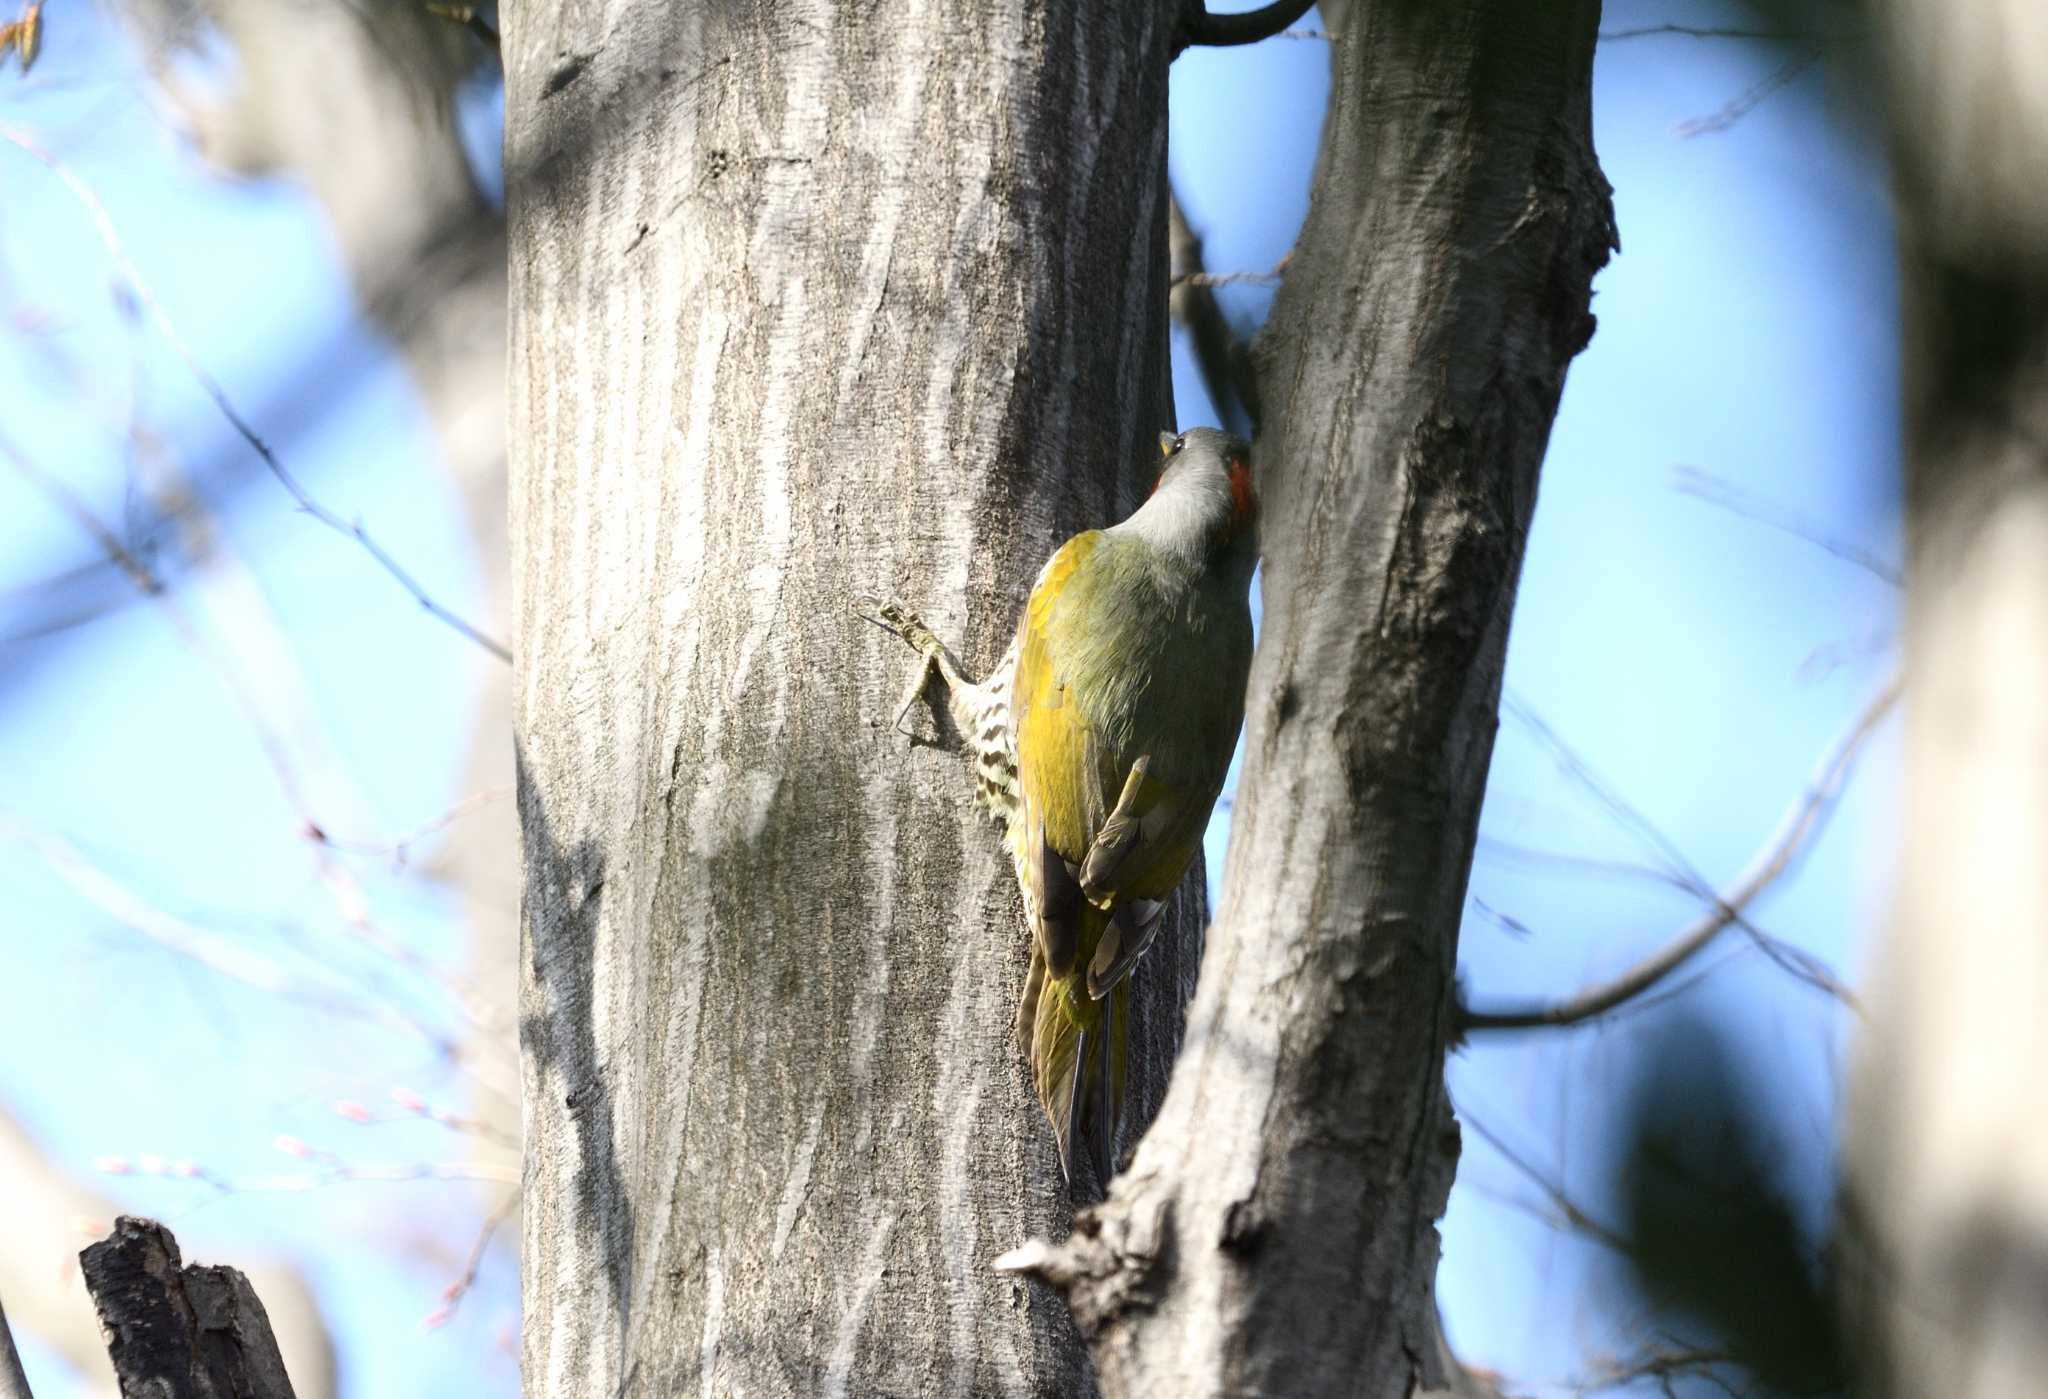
[1601,24,1828,42]
[1178,0,1317,49]
[1460,675,1899,1032]
[1172,269,1283,289]
[310,785,514,869]
[1498,691,1862,1013]
[422,1188,516,1329]
[0,1294,32,1399]
[81,1218,297,1399]
[1673,465,1902,585]
[0,814,470,1062]
[1571,1347,1740,1396]
[4,434,500,1060]
[1168,190,1261,436]
[1459,1104,1632,1254]
[0,122,510,663]
[1677,47,1823,139]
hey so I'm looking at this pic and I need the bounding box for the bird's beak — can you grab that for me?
[1158,431,1177,458]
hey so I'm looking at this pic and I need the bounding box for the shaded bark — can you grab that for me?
[79,1218,297,1399]
[1009,3,1613,1395]
[506,3,1196,1393]
[1843,4,2048,1394]
[0,1294,33,1399]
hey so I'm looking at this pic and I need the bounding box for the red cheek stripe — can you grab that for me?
[1229,458,1255,522]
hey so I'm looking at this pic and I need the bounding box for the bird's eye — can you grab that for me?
[1172,434,1186,454]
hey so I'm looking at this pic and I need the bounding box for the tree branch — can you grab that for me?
[81,1218,299,1399]
[1178,0,1318,50]
[0,123,510,663]
[1009,4,1617,1393]
[1168,191,1261,435]
[1460,676,1899,1033]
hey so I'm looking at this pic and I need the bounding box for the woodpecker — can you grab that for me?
[860,427,1257,1186]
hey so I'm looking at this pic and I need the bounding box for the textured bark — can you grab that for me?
[0,1294,33,1399]
[1842,5,2048,1395]
[79,1218,297,1399]
[507,3,1194,1394]
[1010,4,1613,1396]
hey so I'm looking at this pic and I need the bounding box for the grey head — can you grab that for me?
[1112,425,1258,579]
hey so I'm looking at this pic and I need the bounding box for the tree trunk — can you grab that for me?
[1008,4,1613,1396]
[1843,5,2048,1394]
[79,1218,299,1399]
[505,4,1195,1393]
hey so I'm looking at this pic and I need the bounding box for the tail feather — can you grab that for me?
[1030,970,1130,1188]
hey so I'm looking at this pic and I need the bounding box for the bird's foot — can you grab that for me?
[851,594,941,656]
[851,594,945,738]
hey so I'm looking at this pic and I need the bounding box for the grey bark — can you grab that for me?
[507,3,1196,1394]
[79,1218,297,1399]
[1843,4,2048,1395]
[0,1294,34,1399]
[1006,3,1613,1396]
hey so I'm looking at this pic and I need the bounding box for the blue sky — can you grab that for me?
[0,3,1895,1395]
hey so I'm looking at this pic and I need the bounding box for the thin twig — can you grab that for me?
[311,785,514,866]
[1458,1101,1632,1254]
[0,814,463,1053]
[1497,693,1863,1013]
[4,434,495,1042]
[1168,190,1261,436]
[1179,0,1317,50]
[1571,1346,1743,1397]
[0,122,511,663]
[1673,465,1902,585]
[1171,269,1283,289]
[1601,24,1823,42]
[1460,676,1899,1032]
[1676,46,1822,139]
[424,1189,517,1328]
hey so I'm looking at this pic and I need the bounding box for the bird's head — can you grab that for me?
[1129,426,1257,568]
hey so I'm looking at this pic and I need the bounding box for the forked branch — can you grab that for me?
[1459,675,1899,1033]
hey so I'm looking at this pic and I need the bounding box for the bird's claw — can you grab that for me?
[852,593,940,739]
[850,593,913,639]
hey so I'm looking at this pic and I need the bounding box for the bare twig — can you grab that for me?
[1676,47,1823,139]
[0,122,510,663]
[1460,676,1899,1032]
[422,1189,516,1328]
[310,786,514,867]
[1171,269,1283,289]
[1601,24,1823,42]
[1178,0,1317,49]
[4,435,495,1048]
[1571,1346,1742,1396]
[1458,1103,1632,1254]
[1168,190,1261,435]
[1673,465,1902,585]
[0,815,465,1056]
